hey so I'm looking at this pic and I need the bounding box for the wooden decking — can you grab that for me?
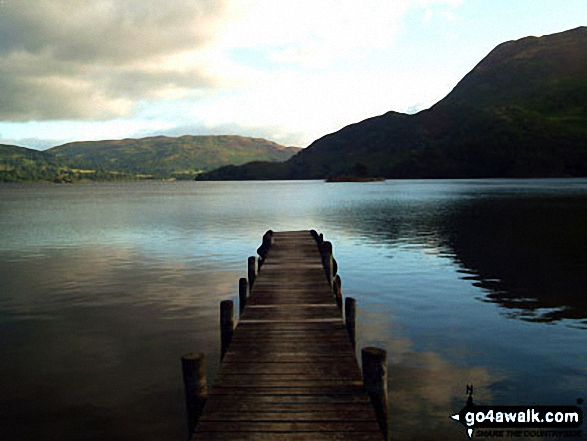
[192,230,384,440]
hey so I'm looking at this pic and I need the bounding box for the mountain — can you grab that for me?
[49,135,300,180]
[0,144,63,182]
[0,136,300,182]
[197,27,587,180]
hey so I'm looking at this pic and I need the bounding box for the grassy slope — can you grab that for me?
[0,144,62,182]
[49,135,300,178]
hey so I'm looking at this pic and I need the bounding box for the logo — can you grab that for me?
[450,385,584,439]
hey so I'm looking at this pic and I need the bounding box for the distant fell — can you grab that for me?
[198,27,587,180]
[49,135,300,180]
[0,143,62,182]
[1,135,299,182]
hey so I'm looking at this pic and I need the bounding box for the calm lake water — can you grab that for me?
[1,179,586,440]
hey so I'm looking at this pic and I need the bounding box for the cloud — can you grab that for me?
[0,0,227,121]
[216,1,414,67]
[419,0,463,25]
[0,0,225,62]
[0,136,63,150]
[0,0,466,147]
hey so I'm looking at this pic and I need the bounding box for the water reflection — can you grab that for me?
[356,309,501,441]
[328,181,587,326]
[438,195,587,326]
[0,244,229,441]
[1,180,586,441]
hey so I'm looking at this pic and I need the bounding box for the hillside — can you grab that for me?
[0,144,62,182]
[197,27,587,180]
[49,135,300,180]
[0,136,299,182]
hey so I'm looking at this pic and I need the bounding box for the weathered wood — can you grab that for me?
[220,300,234,360]
[196,421,382,432]
[200,409,376,421]
[192,231,383,441]
[333,275,342,309]
[239,278,248,315]
[247,256,257,290]
[201,393,372,406]
[193,432,381,441]
[202,400,374,413]
[345,297,356,348]
[257,230,274,268]
[182,353,208,437]
[321,241,334,287]
[194,433,381,441]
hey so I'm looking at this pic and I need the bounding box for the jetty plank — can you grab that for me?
[191,230,383,441]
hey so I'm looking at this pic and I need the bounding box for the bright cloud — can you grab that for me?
[0,1,462,123]
[0,0,226,120]
[216,1,413,67]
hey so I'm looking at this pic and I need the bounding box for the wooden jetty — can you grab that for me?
[182,230,388,440]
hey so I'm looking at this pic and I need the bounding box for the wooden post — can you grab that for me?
[248,256,257,290]
[345,297,356,347]
[181,353,208,438]
[333,274,342,309]
[265,229,274,245]
[362,347,389,441]
[239,277,248,315]
[257,230,274,269]
[220,300,234,360]
[322,241,333,287]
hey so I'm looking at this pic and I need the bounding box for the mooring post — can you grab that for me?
[345,297,356,347]
[257,230,274,269]
[220,300,234,360]
[248,256,257,290]
[362,347,389,441]
[238,277,248,315]
[310,229,319,241]
[333,274,342,309]
[322,241,333,287]
[181,353,208,438]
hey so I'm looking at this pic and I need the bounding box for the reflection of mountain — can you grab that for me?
[439,194,587,325]
[325,182,587,326]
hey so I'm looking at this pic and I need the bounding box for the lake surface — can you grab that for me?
[1,179,586,440]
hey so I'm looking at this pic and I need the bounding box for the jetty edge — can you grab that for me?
[182,230,389,440]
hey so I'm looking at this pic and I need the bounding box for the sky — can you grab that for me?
[0,1,584,150]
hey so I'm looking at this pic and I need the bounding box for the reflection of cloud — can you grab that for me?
[1,243,240,318]
[357,310,501,441]
[0,240,239,441]
[390,350,496,440]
